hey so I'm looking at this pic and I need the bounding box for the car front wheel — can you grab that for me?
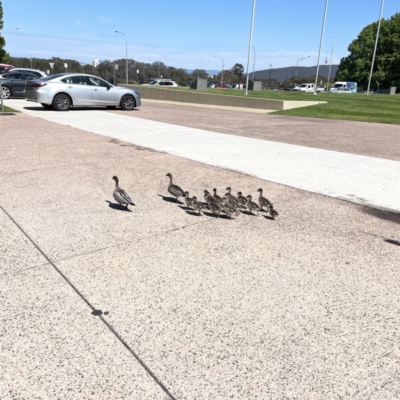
[1,86,11,99]
[120,95,135,110]
[53,94,71,111]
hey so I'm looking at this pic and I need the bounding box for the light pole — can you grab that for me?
[295,56,310,83]
[115,30,128,84]
[269,64,272,88]
[245,0,256,95]
[214,55,224,85]
[367,0,385,95]
[313,0,329,95]
[326,37,335,92]
[244,45,256,82]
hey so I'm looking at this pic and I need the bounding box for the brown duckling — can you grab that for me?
[191,196,206,215]
[208,198,222,217]
[257,188,279,217]
[246,195,260,216]
[212,188,223,204]
[225,187,241,208]
[112,176,135,209]
[166,173,186,202]
[184,191,194,208]
[221,196,240,219]
[236,192,248,208]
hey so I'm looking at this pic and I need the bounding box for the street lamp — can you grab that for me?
[313,0,329,95]
[214,55,224,85]
[115,30,128,84]
[245,0,256,95]
[244,45,256,82]
[326,37,335,91]
[269,64,272,88]
[295,56,310,83]
[367,0,385,95]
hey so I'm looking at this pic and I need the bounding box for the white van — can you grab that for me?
[293,83,325,92]
[329,81,357,93]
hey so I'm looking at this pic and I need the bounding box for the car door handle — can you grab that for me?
[94,89,98,91]
[68,86,73,88]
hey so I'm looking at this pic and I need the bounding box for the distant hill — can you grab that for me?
[250,64,339,82]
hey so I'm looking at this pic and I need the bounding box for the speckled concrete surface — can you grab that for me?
[5,100,400,214]
[1,110,400,399]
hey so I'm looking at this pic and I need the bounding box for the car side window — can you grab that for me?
[87,77,108,87]
[5,73,21,79]
[71,75,89,85]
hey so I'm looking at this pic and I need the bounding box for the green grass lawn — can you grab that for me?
[176,87,400,124]
[1,104,19,113]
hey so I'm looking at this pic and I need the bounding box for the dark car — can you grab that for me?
[1,71,40,98]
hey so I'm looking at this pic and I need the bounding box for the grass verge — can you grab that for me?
[1,104,20,113]
[177,87,400,124]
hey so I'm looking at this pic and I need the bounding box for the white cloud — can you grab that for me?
[74,20,86,27]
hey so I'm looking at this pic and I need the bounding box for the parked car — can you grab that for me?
[0,63,14,73]
[24,73,141,111]
[143,79,178,87]
[1,71,40,98]
[6,68,47,78]
[329,81,357,93]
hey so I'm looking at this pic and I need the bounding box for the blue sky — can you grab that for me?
[1,0,398,72]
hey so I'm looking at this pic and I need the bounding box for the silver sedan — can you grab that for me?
[24,73,141,111]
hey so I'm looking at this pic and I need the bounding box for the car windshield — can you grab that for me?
[147,80,159,85]
[333,84,344,88]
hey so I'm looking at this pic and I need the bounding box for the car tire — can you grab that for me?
[53,94,71,111]
[41,103,53,109]
[120,95,135,110]
[1,86,11,99]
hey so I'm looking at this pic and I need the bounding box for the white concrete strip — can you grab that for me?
[7,99,400,213]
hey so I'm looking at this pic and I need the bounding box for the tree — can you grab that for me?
[191,69,208,79]
[231,63,244,80]
[336,13,400,90]
[0,0,11,63]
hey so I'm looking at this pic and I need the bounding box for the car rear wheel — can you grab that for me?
[120,95,135,110]
[41,103,53,109]
[1,86,11,99]
[53,94,71,111]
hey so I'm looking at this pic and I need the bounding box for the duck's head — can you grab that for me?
[212,188,217,193]
[257,188,263,193]
[246,195,252,200]
[225,186,231,192]
[166,173,172,178]
[184,191,189,196]
[237,191,242,196]
[112,176,119,184]
[192,196,197,201]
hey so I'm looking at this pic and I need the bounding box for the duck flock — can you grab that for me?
[112,173,278,219]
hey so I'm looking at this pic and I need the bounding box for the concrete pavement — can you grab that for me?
[6,99,400,214]
[1,102,400,399]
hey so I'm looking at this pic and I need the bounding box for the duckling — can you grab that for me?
[225,187,241,208]
[208,198,222,217]
[236,192,248,208]
[257,188,279,217]
[246,195,260,216]
[191,196,206,215]
[166,173,186,203]
[212,188,223,204]
[184,191,194,208]
[112,176,135,209]
[221,196,240,219]
[203,190,214,208]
